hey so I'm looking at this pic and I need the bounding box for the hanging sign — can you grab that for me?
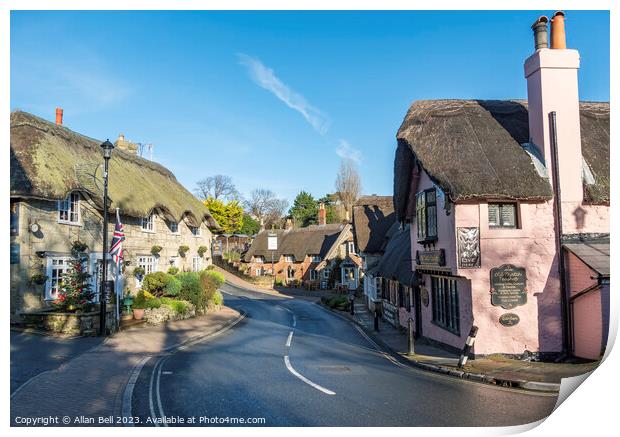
[267,233,278,251]
[490,264,527,309]
[415,249,445,267]
[457,227,480,268]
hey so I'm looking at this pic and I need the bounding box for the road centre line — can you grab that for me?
[286,331,293,347]
[284,355,336,396]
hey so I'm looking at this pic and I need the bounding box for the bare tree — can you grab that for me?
[194,175,239,201]
[243,189,289,229]
[335,158,361,221]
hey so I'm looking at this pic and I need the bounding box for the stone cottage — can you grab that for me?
[392,12,609,358]
[10,110,219,322]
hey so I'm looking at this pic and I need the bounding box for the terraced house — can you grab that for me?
[10,110,219,322]
[392,13,609,359]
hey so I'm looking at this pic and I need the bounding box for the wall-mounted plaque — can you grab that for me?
[457,227,480,268]
[416,249,445,267]
[499,313,520,327]
[490,264,527,309]
[421,288,430,307]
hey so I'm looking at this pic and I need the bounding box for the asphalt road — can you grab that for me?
[10,331,103,395]
[131,283,559,426]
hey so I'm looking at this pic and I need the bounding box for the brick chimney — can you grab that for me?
[55,108,63,125]
[318,202,327,226]
[114,133,138,154]
[524,11,584,215]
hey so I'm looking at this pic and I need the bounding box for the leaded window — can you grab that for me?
[58,192,80,224]
[431,276,460,335]
[416,189,438,242]
[488,203,518,228]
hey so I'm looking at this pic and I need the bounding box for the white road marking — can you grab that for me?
[293,315,297,327]
[286,331,293,347]
[284,355,335,395]
[162,371,173,375]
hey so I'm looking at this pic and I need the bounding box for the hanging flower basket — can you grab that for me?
[71,240,89,257]
[178,245,190,257]
[133,266,146,277]
[197,246,208,257]
[151,245,163,256]
[31,273,49,285]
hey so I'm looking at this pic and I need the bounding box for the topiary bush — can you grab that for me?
[178,272,207,312]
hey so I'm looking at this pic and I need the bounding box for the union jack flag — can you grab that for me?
[109,209,125,267]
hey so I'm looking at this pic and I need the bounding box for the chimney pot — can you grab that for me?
[531,16,549,51]
[55,108,63,125]
[318,202,327,226]
[551,11,567,49]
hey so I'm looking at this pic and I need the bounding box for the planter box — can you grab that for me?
[19,308,117,336]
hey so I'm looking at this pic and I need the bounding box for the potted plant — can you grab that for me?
[178,245,190,257]
[131,293,146,320]
[197,246,208,257]
[31,272,48,285]
[151,245,163,256]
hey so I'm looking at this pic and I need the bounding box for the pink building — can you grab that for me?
[392,12,609,359]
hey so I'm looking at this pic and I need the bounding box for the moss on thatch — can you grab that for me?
[395,100,610,221]
[10,111,218,228]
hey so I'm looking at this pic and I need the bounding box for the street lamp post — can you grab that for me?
[99,139,115,336]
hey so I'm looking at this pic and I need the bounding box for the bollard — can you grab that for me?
[407,318,415,356]
[374,309,380,331]
[349,293,355,315]
[458,325,478,368]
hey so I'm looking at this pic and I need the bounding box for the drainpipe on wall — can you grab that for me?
[549,111,571,357]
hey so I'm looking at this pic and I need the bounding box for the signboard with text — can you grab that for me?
[267,233,278,251]
[490,264,527,309]
[415,249,445,267]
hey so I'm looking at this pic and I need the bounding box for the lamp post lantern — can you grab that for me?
[99,139,114,336]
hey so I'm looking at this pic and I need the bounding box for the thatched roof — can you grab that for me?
[395,100,610,222]
[352,196,395,255]
[10,111,218,228]
[371,223,415,286]
[243,224,347,262]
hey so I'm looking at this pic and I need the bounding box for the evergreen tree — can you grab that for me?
[289,191,318,227]
[239,213,260,235]
[54,259,94,310]
[203,198,244,233]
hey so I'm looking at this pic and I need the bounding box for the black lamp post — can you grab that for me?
[99,139,114,336]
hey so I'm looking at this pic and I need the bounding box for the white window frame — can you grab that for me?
[323,269,331,279]
[45,256,72,300]
[136,255,157,288]
[488,202,518,229]
[348,241,356,254]
[310,269,318,281]
[192,256,202,272]
[57,192,81,225]
[141,213,155,233]
[254,256,264,264]
[311,255,322,262]
[284,254,295,263]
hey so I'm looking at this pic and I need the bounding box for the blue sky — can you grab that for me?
[10,10,610,204]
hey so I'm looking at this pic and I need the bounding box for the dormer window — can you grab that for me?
[311,255,322,262]
[253,256,265,264]
[348,241,356,255]
[416,188,437,243]
[168,220,179,234]
[141,213,155,232]
[189,225,201,237]
[284,254,295,263]
[58,192,80,225]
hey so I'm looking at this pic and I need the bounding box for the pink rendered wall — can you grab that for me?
[410,171,472,350]
[572,289,603,360]
[454,200,563,355]
[566,252,597,296]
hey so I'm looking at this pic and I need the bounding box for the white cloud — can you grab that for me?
[336,139,362,163]
[237,53,330,134]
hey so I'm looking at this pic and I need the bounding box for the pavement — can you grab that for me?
[128,281,558,426]
[329,296,600,391]
[10,306,241,427]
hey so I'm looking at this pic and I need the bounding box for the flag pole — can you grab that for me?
[115,208,121,331]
